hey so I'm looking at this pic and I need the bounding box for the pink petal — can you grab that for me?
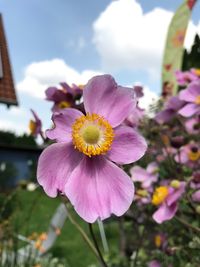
[155,109,175,124]
[166,182,186,206]
[83,75,135,127]
[185,117,199,134]
[174,147,189,164]
[152,202,177,224]
[37,143,82,197]
[192,190,200,202]
[65,156,134,223]
[146,162,158,173]
[107,126,147,164]
[148,260,161,267]
[179,82,200,102]
[46,108,83,142]
[130,166,148,182]
[178,103,200,117]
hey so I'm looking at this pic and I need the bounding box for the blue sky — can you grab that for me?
[0,0,200,136]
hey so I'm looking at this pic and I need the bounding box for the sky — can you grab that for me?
[0,0,200,136]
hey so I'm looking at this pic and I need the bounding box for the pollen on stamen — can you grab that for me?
[72,113,114,157]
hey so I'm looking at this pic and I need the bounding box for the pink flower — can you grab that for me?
[178,81,200,117]
[130,162,158,189]
[192,190,200,202]
[124,106,144,127]
[152,182,186,224]
[184,115,200,135]
[124,85,144,127]
[175,70,198,86]
[148,260,161,267]
[155,96,185,124]
[29,109,42,137]
[45,82,83,113]
[37,75,147,223]
[174,143,200,167]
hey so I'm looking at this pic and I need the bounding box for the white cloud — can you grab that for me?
[17,59,102,98]
[138,86,159,110]
[93,0,200,77]
[9,106,26,116]
[0,118,27,134]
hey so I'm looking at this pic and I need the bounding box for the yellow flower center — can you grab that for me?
[72,113,114,157]
[193,69,200,76]
[188,150,200,161]
[195,95,200,105]
[152,186,169,206]
[154,235,162,248]
[161,135,170,146]
[58,101,71,109]
[29,120,37,135]
[78,84,84,89]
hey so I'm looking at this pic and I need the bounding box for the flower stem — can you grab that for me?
[175,216,200,234]
[88,223,109,267]
[62,200,99,259]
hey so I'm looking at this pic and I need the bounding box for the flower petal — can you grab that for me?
[166,96,185,110]
[179,81,200,102]
[45,87,58,100]
[107,126,147,164]
[83,75,135,127]
[46,108,83,142]
[166,182,186,206]
[155,109,175,124]
[192,190,200,202]
[178,103,200,117]
[65,156,134,223]
[174,147,189,164]
[37,143,82,197]
[152,202,177,224]
[130,166,148,182]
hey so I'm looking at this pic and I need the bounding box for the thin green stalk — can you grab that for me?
[62,200,99,259]
[175,216,200,234]
[88,223,108,267]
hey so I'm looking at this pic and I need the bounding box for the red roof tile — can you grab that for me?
[0,14,18,106]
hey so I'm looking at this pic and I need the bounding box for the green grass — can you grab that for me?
[9,188,119,267]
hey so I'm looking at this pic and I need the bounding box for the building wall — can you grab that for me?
[0,147,42,187]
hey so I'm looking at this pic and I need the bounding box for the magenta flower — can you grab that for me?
[175,70,198,86]
[37,75,147,223]
[192,190,200,202]
[130,162,158,189]
[190,171,200,190]
[148,260,161,267]
[174,143,200,167]
[155,96,185,124]
[45,82,83,113]
[152,182,186,224]
[29,109,42,137]
[124,85,144,127]
[184,115,200,135]
[124,106,144,127]
[178,81,200,117]
[133,85,144,98]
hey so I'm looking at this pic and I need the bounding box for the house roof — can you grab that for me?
[0,13,18,107]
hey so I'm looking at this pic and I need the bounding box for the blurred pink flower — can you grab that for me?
[152,182,186,224]
[178,81,200,117]
[130,162,158,189]
[29,109,42,137]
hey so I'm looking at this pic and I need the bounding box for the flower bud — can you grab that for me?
[195,205,200,214]
[170,180,180,189]
[170,136,184,149]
